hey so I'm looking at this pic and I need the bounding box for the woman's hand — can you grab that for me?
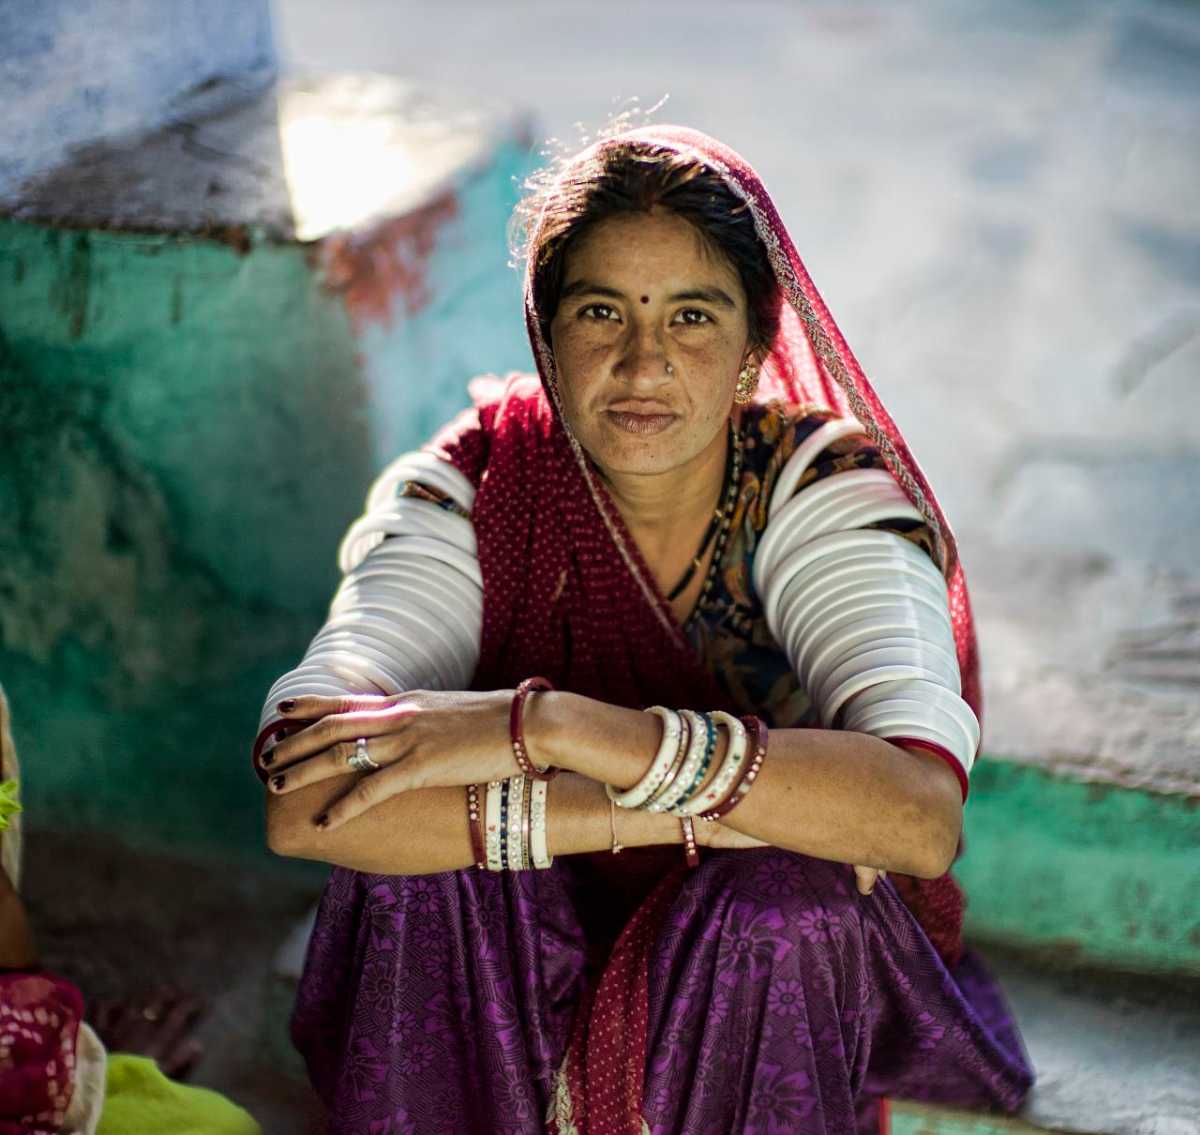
[261,691,521,831]
[698,825,886,895]
[695,821,772,851]
[852,864,887,895]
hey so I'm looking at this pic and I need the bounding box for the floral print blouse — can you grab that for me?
[397,399,940,730]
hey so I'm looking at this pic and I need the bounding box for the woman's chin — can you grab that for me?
[586,429,686,477]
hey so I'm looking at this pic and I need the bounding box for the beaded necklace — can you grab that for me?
[667,417,744,626]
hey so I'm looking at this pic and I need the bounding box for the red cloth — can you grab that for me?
[0,971,84,1135]
[428,124,974,1134]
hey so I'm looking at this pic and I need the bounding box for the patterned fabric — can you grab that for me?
[291,850,1034,1134]
[0,972,85,1135]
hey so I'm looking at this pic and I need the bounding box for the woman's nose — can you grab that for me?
[617,325,672,383]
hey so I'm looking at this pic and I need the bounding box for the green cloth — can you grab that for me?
[0,779,20,832]
[96,1054,262,1135]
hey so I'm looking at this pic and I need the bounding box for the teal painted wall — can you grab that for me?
[957,758,1200,977]
[0,220,372,853]
[0,136,536,858]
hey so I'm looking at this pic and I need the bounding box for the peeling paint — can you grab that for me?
[320,190,461,332]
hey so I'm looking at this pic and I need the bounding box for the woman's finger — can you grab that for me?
[853,864,882,896]
[315,760,423,831]
[270,736,411,795]
[267,701,421,770]
[276,693,400,719]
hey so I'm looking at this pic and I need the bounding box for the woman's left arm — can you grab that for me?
[530,691,962,880]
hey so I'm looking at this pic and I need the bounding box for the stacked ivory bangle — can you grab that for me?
[477,777,552,871]
[255,450,483,739]
[751,417,980,796]
[607,706,765,824]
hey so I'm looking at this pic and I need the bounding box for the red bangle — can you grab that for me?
[679,816,701,868]
[883,736,970,803]
[698,716,768,821]
[466,784,486,870]
[510,677,559,781]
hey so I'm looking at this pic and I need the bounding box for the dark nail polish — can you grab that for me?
[271,774,286,792]
[278,699,297,713]
[314,813,328,829]
[261,750,275,767]
[273,728,288,742]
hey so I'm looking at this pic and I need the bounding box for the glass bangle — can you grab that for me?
[607,706,683,809]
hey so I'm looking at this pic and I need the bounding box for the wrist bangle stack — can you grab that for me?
[698,716,769,822]
[643,711,697,813]
[674,711,748,817]
[471,702,770,873]
[476,775,554,871]
[602,706,771,866]
[510,676,560,781]
[606,706,684,809]
[653,710,715,814]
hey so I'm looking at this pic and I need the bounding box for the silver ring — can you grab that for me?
[349,736,381,773]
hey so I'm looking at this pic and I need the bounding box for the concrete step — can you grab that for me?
[886,945,1200,1135]
[954,755,1200,980]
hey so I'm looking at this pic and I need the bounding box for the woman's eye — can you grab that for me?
[580,303,618,321]
[675,309,713,325]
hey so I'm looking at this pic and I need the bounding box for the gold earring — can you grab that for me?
[733,364,759,405]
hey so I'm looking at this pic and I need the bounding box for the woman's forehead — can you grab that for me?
[560,212,744,294]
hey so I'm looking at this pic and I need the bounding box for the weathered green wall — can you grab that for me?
[0,220,373,853]
[956,758,1200,977]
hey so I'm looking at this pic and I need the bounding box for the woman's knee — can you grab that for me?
[695,847,867,961]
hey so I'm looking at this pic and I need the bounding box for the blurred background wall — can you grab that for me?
[1,4,1198,1129]
[1,0,1197,969]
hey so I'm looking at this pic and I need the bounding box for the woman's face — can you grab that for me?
[547,206,757,479]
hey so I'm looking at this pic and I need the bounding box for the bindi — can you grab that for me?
[640,295,650,304]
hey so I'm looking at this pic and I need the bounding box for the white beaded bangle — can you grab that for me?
[641,711,693,813]
[507,775,527,870]
[682,711,748,818]
[647,709,710,813]
[485,780,504,871]
[530,778,553,868]
[606,706,683,810]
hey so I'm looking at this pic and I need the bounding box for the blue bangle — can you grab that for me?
[499,779,510,870]
[666,713,716,813]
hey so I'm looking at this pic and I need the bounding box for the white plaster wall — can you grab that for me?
[0,0,276,195]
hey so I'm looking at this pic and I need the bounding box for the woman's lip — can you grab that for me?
[605,409,677,435]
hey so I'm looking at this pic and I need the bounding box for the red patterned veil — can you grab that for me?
[526,124,978,715]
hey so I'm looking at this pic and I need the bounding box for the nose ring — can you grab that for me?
[665,363,674,375]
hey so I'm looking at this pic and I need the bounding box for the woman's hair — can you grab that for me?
[511,139,781,361]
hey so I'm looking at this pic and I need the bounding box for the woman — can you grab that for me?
[253,124,1035,1134]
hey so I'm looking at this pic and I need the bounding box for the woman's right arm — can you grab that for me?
[267,770,683,875]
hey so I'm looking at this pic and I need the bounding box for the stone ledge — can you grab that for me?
[1,72,534,244]
[888,944,1200,1135]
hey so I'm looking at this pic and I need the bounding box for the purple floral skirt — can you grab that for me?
[290,846,1034,1134]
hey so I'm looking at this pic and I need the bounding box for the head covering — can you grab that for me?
[435,121,979,746]
[530,124,978,713]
